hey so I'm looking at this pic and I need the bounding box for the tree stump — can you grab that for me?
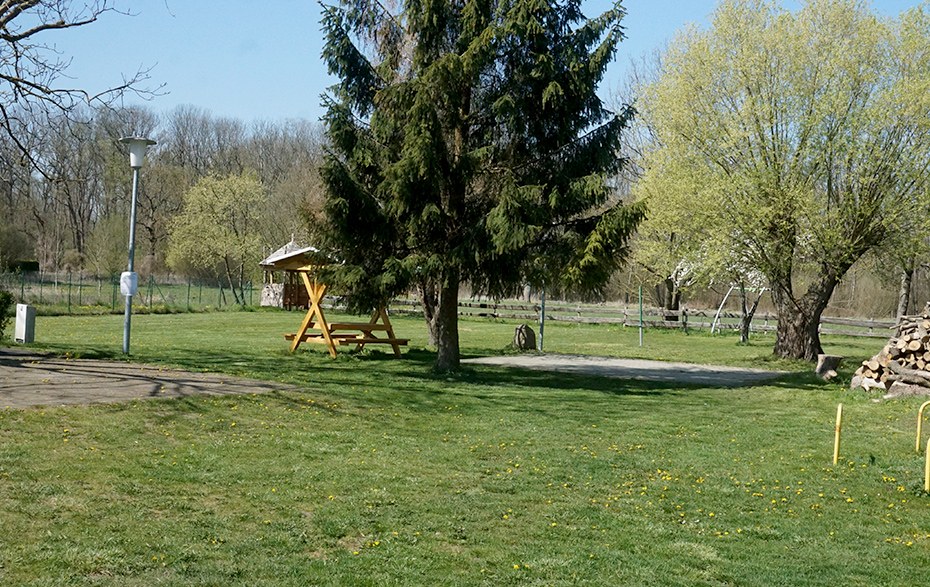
[513,324,537,351]
[816,354,843,381]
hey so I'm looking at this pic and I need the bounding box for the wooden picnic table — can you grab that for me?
[259,242,408,358]
[283,276,408,358]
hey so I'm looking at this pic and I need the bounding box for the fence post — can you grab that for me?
[20,269,25,302]
[218,283,223,308]
[187,277,192,311]
[78,272,83,306]
[112,275,117,310]
[39,271,43,304]
[199,280,203,307]
[639,286,643,347]
[538,288,546,352]
[68,272,72,313]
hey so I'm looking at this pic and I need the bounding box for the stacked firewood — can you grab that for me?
[852,303,930,392]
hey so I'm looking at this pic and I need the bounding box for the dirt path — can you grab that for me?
[0,348,299,410]
[462,353,790,386]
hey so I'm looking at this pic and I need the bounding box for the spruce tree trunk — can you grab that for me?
[433,270,460,372]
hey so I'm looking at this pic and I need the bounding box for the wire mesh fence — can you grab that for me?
[0,270,899,339]
[0,271,256,315]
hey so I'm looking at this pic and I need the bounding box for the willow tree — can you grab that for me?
[319,0,644,370]
[640,0,930,360]
[167,173,265,306]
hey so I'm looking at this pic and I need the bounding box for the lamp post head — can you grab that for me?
[119,136,156,169]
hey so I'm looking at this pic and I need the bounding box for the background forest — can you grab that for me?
[0,106,325,290]
[0,102,924,320]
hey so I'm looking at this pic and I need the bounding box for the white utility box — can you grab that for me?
[120,271,138,297]
[15,303,35,344]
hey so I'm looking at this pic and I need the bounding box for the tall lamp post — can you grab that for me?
[119,136,156,354]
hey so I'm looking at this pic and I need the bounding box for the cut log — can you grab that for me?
[853,305,930,394]
[885,360,930,387]
[867,358,880,371]
[851,375,886,391]
[816,354,843,381]
[882,381,930,400]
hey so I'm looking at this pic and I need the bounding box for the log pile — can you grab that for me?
[851,303,930,395]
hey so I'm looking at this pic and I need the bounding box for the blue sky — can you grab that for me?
[54,0,921,124]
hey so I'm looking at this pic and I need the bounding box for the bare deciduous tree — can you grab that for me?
[0,1,158,171]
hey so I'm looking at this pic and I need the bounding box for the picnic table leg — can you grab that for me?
[381,307,403,358]
[291,307,315,352]
[350,306,402,357]
[295,273,338,358]
[353,309,383,354]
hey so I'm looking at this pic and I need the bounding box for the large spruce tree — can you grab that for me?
[319,0,643,370]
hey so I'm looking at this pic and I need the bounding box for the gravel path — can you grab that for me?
[462,353,790,386]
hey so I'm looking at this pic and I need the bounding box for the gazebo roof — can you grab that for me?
[259,240,325,271]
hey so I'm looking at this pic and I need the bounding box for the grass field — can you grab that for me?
[1,310,928,586]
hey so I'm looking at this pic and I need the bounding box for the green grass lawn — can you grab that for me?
[1,310,927,586]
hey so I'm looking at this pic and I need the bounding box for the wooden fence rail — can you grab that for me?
[320,298,897,339]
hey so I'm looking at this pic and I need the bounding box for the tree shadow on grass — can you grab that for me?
[38,342,829,399]
[20,342,832,420]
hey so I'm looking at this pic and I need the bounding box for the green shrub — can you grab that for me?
[0,289,14,340]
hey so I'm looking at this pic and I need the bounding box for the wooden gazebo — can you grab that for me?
[259,243,408,358]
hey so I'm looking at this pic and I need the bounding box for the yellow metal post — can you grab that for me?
[925,438,930,493]
[917,401,930,453]
[833,403,843,466]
